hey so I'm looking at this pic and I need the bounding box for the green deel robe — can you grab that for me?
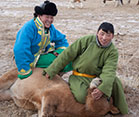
[44,35,128,114]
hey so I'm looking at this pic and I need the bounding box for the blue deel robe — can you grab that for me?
[14,18,69,76]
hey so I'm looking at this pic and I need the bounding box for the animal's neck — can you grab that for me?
[65,101,86,116]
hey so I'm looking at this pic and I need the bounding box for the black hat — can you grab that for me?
[98,22,114,34]
[34,0,58,16]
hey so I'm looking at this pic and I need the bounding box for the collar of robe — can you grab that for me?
[34,17,49,35]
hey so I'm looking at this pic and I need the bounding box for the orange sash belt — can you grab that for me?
[73,70,96,78]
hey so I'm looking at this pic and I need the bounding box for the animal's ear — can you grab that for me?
[110,105,120,114]
[109,98,120,114]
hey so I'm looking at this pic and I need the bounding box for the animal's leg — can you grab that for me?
[0,68,17,90]
[0,90,12,101]
[38,110,41,117]
[127,0,130,4]
[121,0,124,5]
[102,0,107,7]
[68,0,75,8]
[79,2,83,8]
[12,96,36,110]
[137,0,139,5]
[103,0,106,3]
[115,0,119,7]
[10,81,37,110]
[115,0,123,7]
[39,95,58,117]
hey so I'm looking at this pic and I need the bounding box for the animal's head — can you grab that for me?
[85,88,110,116]
[85,89,120,116]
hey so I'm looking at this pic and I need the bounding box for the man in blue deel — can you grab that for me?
[14,0,72,79]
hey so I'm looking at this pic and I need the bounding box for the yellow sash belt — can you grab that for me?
[73,70,96,78]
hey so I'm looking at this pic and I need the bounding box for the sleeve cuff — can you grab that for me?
[18,70,32,79]
[43,68,54,80]
[56,47,67,50]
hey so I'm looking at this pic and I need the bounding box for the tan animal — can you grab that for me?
[0,68,119,117]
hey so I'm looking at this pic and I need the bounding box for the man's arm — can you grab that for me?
[98,48,118,97]
[50,24,69,49]
[14,26,34,79]
[43,35,93,79]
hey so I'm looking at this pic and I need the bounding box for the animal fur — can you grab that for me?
[0,68,119,117]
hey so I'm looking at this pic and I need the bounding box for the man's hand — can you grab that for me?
[91,88,103,100]
[42,70,50,79]
[45,74,50,79]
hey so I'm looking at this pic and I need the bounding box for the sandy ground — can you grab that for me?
[0,0,139,116]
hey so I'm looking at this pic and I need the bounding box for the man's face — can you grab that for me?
[39,14,54,28]
[97,29,114,46]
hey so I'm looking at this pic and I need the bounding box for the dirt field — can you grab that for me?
[0,0,139,116]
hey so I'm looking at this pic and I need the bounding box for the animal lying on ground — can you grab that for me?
[0,68,119,117]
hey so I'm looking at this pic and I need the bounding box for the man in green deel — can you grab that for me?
[43,22,128,115]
